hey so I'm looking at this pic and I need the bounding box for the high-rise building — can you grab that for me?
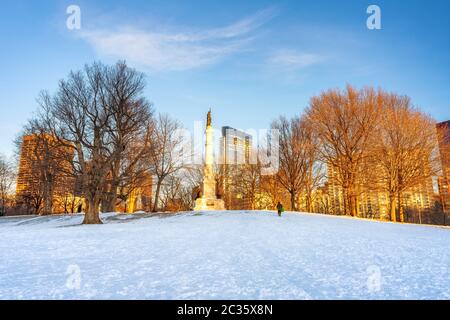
[16,134,75,214]
[220,127,253,209]
[437,121,450,214]
[16,135,40,201]
[220,126,252,166]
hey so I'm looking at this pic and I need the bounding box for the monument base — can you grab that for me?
[194,197,226,211]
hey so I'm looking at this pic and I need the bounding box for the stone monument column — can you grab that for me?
[203,120,215,198]
[194,110,226,211]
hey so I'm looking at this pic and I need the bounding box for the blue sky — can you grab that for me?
[1,0,449,157]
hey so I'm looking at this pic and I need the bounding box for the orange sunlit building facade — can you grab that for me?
[437,121,450,214]
[16,134,75,214]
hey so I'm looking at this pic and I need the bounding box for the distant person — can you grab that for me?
[276,202,284,217]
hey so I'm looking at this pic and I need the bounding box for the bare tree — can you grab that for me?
[299,117,325,213]
[55,189,84,214]
[101,120,153,213]
[373,93,440,222]
[259,174,288,210]
[160,173,195,212]
[0,155,15,216]
[148,113,187,212]
[271,116,310,211]
[306,86,381,216]
[38,61,152,224]
[229,149,271,210]
[111,143,154,213]
[236,163,262,210]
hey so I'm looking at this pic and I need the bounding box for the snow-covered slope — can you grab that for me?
[0,211,448,300]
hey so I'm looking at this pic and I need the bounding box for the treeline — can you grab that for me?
[12,61,196,224]
[216,86,445,224]
[1,61,447,225]
[307,86,441,222]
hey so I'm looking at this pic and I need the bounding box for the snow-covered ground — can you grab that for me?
[0,211,448,300]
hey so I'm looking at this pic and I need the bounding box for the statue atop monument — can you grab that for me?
[207,109,212,127]
[194,110,225,211]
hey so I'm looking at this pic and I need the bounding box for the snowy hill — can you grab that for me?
[0,211,448,300]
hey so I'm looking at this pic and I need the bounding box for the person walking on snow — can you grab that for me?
[276,202,284,217]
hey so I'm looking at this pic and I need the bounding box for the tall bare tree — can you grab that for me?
[299,117,325,213]
[233,156,264,210]
[38,61,152,224]
[373,93,440,222]
[271,116,311,211]
[101,118,153,213]
[148,113,187,212]
[306,86,381,216]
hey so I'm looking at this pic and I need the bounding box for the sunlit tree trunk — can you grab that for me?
[152,180,162,212]
[398,190,405,222]
[83,196,102,224]
[41,181,53,216]
[389,194,397,222]
[351,196,357,217]
[355,197,360,218]
[306,194,313,213]
[290,191,296,211]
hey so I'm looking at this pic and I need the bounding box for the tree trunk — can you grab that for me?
[389,194,396,222]
[399,205,405,222]
[306,194,312,213]
[351,193,357,217]
[83,196,102,224]
[345,188,356,217]
[84,198,89,214]
[102,191,118,213]
[398,190,405,222]
[290,191,296,211]
[103,172,119,212]
[41,175,53,216]
[41,199,52,215]
[152,180,162,212]
[355,197,360,217]
[343,187,349,216]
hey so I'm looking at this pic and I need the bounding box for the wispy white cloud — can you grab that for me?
[79,7,278,71]
[267,50,324,69]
